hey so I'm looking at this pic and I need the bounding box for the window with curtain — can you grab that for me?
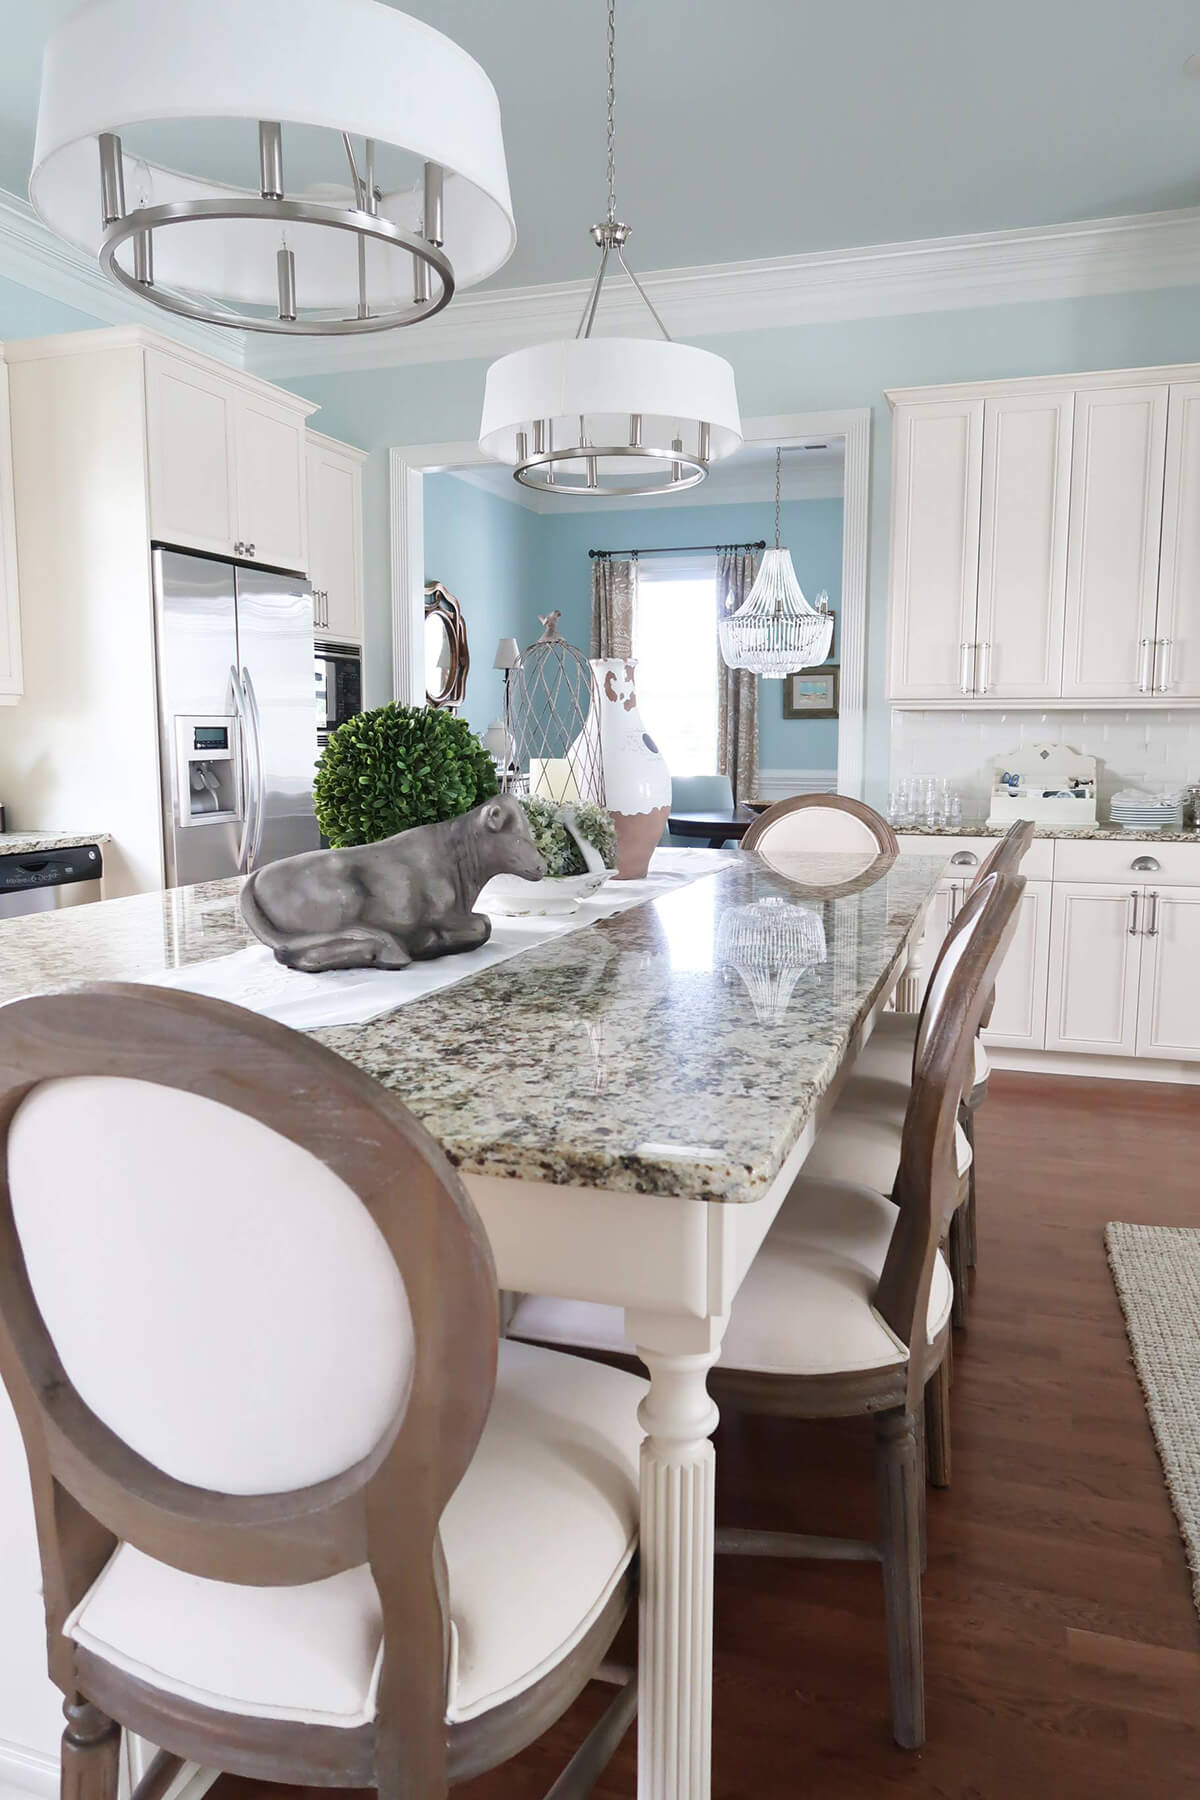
[631,551,718,776]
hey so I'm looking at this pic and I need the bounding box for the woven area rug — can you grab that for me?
[1105,1222,1200,1621]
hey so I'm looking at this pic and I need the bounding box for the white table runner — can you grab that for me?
[142,847,736,1030]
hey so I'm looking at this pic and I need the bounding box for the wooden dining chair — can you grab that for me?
[0,983,648,1800]
[509,872,1025,1750]
[741,793,900,858]
[851,820,1035,1282]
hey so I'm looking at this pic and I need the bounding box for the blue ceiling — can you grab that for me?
[3,0,1200,290]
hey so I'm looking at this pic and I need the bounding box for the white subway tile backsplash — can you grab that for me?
[890,707,1200,823]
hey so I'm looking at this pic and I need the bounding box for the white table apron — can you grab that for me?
[467,902,931,1800]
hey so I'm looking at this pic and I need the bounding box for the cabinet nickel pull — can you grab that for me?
[1145,890,1160,937]
[1131,855,1160,872]
[1127,890,1140,935]
[1137,637,1154,693]
[246,543,256,558]
[976,641,991,694]
[950,851,978,866]
[959,641,974,695]
[1154,638,1173,693]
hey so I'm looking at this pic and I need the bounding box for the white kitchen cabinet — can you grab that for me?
[982,879,1052,1048]
[887,399,983,700]
[146,348,309,571]
[306,433,366,641]
[234,396,308,572]
[1153,381,1200,700]
[1134,886,1200,1060]
[1061,384,1169,701]
[145,350,238,557]
[974,392,1073,700]
[0,359,22,702]
[1045,882,1142,1055]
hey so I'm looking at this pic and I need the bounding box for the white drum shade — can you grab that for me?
[31,0,515,314]
[479,337,742,492]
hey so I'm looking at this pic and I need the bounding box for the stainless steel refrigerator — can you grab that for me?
[153,547,320,887]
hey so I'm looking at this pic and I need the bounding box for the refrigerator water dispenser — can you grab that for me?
[175,717,241,827]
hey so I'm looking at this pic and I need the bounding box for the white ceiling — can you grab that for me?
[438,438,845,514]
[3,1,1200,293]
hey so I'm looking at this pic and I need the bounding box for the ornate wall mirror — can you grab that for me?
[423,581,470,709]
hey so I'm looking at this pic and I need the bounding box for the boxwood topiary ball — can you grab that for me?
[314,703,499,847]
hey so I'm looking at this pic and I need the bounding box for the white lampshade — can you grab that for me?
[493,636,522,671]
[32,0,515,323]
[479,336,742,495]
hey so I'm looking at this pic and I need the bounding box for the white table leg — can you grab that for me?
[627,1311,723,1800]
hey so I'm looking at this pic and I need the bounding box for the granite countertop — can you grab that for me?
[0,852,945,1205]
[895,823,1200,844]
[0,831,111,854]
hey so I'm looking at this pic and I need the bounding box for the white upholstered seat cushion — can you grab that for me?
[857,1012,989,1094]
[799,1084,972,1197]
[64,1340,646,1730]
[510,1177,953,1379]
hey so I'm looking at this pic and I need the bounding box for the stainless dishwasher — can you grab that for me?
[0,845,104,918]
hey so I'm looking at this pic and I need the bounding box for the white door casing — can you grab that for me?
[389,410,873,799]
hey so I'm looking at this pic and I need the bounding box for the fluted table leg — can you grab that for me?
[628,1321,722,1800]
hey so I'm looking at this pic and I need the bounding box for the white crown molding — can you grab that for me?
[248,205,1200,380]
[0,189,247,368]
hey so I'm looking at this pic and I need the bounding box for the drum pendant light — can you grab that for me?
[31,0,515,336]
[719,449,835,677]
[478,0,741,497]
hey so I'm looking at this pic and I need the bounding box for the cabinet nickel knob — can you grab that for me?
[1131,855,1161,872]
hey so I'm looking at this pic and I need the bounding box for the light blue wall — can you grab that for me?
[0,273,102,338]
[423,472,544,735]
[294,282,1200,806]
[531,497,844,774]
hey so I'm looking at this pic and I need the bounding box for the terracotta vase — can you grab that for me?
[589,658,671,879]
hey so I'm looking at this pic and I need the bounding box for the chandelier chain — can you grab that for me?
[605,0,617,224]
[774,446,782,549]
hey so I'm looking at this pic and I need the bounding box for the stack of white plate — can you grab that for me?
[1110,790,1185,832]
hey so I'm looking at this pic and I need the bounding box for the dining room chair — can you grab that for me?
[0,982,648,1800]
[663,773,735,844]
[850,820,1036,1286]
[741,793,900,858]
[508,871,1025,1750]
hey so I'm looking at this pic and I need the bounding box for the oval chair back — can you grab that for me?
[0,983,498,1799]
[874,871,1024,1408]
[742,794,899,860]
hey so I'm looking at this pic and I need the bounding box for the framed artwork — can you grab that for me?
[782,663,839,720]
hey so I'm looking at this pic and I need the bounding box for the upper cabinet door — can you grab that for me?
[306,438,364,642]
[145,351,238,557]
[1152,381,1200,700]
[887,400,983,700]
[974,392,1073,700]
[1061,384,1168,700]
[233,398,307,574]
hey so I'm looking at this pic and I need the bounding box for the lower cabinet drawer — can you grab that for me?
[1053,839,1200,886]
[897,834,1054,880]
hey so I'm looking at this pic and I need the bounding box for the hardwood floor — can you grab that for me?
[218,1071,1200,1800]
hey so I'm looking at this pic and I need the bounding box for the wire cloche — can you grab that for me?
[506,612,605,806]
[719,448,834,677]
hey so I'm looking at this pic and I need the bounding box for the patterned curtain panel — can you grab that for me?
[590,555,636,660]
[716,548,760,803]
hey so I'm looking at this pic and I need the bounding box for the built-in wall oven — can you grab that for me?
[315,640,363,745]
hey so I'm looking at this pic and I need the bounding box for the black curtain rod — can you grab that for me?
[589,539,766,560]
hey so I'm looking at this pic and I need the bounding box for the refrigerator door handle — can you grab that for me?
[242,665,268,871]
[229,665,255,874]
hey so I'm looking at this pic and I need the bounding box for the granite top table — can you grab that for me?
[0,847,945,1800]
[0,850,945,1205]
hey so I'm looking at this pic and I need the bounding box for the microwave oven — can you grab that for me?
[315,640,362,744]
